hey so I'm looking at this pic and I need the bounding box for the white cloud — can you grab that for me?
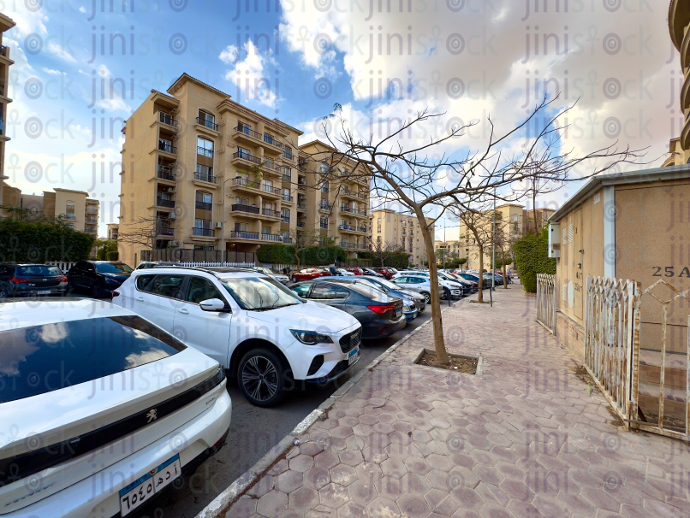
[47,42,77,63]
[221,40,278,108]
[79,6,86,13]
[42,67,66,75]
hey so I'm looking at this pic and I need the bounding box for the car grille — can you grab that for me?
[339,328,361,353]
[328,359,351,378]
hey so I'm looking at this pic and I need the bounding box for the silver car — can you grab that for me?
[391,275,461,303]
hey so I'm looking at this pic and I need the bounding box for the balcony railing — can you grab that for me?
[262,208,281,218]
[297,221,305,227]
[229,231,259,240]
[297,203,306,210]
[283,149,293,160]
[261,233,283,242]
[158,165,175,181]
[231,204,260,215]
[319,224,328,230]
[197,146,213,158]
[86,217,97,223]
[197,117,218,131]
[282,237,293,244]
[193,227,215,237]
[157,224,174,236]
[159,141,176,154]
[282,174,291,183]
[263,134,284,149]
[232,177,260,190]
[195,201,212,210]
[64,213,76,220]
[194,172,217,184]
[298,184,306,191]
[86,207,99,214]
[235,125,262,140]
[319,203,332,211]
[158,111,175,126]
[233,151,261,164]
[282,195,294,202]
[156,198,175,208]
[0,45,7,57]
[262,183,281,195]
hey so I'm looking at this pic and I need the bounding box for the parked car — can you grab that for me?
[0,298,232,517]
[0,263,69,299]
[324,276,425,319]
[67,260,133,298]
[373,267,397,279]
[347,267,367,275]
[361,267,385,278]
[390,275,461,302]
[250,266,290,284]
[113,267,361,406]
[289,267,332,283]
[290,280,406,338]
[456,272,491,289]
[337,268,355,276]
[439,272,475,294]
[135,261,178,270]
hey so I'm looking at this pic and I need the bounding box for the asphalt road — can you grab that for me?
[132,304,447,518]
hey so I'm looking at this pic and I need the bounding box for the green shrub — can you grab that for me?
[256,243,295,264]
[106,250,119,261]
[0,219,94,263]
[257,244,347,266]
[513,227,556,293]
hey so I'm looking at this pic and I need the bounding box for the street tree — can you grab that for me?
[303,98,641,365]
[368,237,402,267]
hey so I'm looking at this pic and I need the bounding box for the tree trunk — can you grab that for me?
[477,246,484,303]
[418,213,450,365]
[502,261,508,289]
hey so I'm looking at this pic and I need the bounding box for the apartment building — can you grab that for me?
[0,14,15,218]
[296,141,370,256]
[107,223,119,241]
[369,209,435,266]
[118,73,302,266]
[668,1,690,164]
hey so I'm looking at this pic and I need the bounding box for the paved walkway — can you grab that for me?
[225,288,690,517]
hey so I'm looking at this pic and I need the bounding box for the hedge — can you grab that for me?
[0,219,95,263]
[513,227,556,293]
[257,244,347,266]
[106,250,119,261]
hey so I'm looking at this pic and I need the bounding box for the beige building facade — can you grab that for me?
[118,73,302,266]
[668,1,690,165]
[296,141,370,256]
[0,14,15,217]
[369,209,434,266]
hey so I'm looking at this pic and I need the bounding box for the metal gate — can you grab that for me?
[536,273,557,333]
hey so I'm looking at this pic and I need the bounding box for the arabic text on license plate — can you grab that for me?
[348,347,359,365]
[37,290,51,295]
[395,308,402,318]
[119,454,181,516]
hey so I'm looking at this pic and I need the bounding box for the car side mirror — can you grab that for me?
[199,298,229,312]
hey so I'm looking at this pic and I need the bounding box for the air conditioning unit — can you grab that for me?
[169,212,176,219]
[215,221,223,228]
[170,240,179,246]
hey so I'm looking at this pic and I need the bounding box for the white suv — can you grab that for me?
[113,267,362,407]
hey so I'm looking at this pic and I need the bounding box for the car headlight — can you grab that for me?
[290,330,334,345]
[403,305,411,311]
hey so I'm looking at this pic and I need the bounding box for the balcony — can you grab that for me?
[319,203,332,212]
[297,203,307,211]
[156,223,174,236]
[261,233,283,242]
[230,204,260,215]
[194,171,218,185]
[282,174,291,183]
[195,200,212,210]
[158,140,176,155]
[260,208,281,220]
[297,221,305,228]
[282,195,294,204]
[298,183,306,191]
[232,150,262,168]
[86,206,99,214]
[282,149,294,161]
[158,111,175,128]
[193,227,215,238]
[233,125,263,145]
[197,146,213,158]
[196,117,218,131]
[86,216,97,224]
[261,183,282,198]
[156,198,175,208]
[282,237,293,244]
[262,133,285,155]
[228,230,260,241]
[157,165,176,182]
[64,213,76,220]
[339,224,365,235]
[0,45,7,57]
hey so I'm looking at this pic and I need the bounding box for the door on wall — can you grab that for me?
[572,208,584,320]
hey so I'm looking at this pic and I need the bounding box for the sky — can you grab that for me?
[0,0,681,239]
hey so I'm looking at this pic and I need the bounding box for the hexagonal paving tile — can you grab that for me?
[256,490,288,517]
[303,466,331,490]
[289,486,319,513]
[225,495,257,518]
[330,464,358,486]
[381,458,408,477]
[367,496,401,517]
[400,472,431,495]
[315,450,340,470]
[337,502,370,518]
[376,475,405,500]
[397,493,431,518]
[339,449,364,467]
[275,470,303,494]
[348,478,379,506]
[318,482,350,509]
[290,454,315,473]
[428,453,455,472]
[405,456,433,475]
[331,426,355,439]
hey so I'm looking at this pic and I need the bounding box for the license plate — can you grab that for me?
[119,454,181,516]
[348,347,359,365]
[395,308,402,318]
[37,290,51,295]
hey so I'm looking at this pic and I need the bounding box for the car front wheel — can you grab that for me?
[421,291,431,304]
[238,348,286,407]
[0,286,8,299]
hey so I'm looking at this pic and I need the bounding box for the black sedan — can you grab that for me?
[67,260,133,298]
[0,264,68,299]
[290,280,406,339]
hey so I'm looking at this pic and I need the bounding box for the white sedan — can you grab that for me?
[0,299,231,518]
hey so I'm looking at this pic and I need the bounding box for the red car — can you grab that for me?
[289,268,332,282]
[373,267,396,279]
[347,267,366,275]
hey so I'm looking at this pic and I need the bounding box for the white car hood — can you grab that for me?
[247,301,358,333]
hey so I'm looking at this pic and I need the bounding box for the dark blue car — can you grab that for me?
[67,261,133,298]
[0,264,69,299]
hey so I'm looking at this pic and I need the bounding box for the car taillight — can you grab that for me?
[367,304,395,314]
[111,290,120,300]
[58,276,68,283]
[10,277,29,284]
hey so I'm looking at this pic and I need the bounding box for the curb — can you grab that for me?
[194,302,460,518]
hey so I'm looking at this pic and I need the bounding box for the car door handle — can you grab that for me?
[178,308,189,314]
[136,297,144,302]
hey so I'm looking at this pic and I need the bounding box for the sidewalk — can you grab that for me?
[225,288,690,518]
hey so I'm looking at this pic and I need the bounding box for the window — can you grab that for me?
[196,191,212,210]
[282,188,291,201]
[291,284,312,298]
[320,216,328,229]
[377,218,381,224]
[283,146,293,159]
[263,226,273,234]
[187,277,224,304]
[310,284,348,300]
[281,208,290,223]
[95,263,133,274]
[235,196,249,205]
[321,184,329,193]
[198,111,216,130]
[377,236,381,242]
[136,275,155,291]
[238,121,252,134]
[221,276,299,310]
[197,137,214,158]
[319,163,329,173]
[147,275,185,299]
[235,222,248,232]
[196,164,214,181]
[281,166,291,177]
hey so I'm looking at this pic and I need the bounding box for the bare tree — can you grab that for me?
[452,202,495,303]
[491,212,519,290]
[368,237,402,267]
[116,217,170,261]
[303,97,642,365]
[288,229,322,272]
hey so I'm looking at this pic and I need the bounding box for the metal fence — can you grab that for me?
[584,276,640,428]
[536,273,557,333]
[140,249,256,265]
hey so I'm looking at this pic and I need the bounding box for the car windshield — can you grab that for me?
[255,267,274,276]
[337,268,349,274]
[356,278,386,291]
[362,276,399,291]
[221,276,301,311]
[348,283,392,302]
[96,263,133,274]
[0,316,185,404]
[16,265,62,277]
